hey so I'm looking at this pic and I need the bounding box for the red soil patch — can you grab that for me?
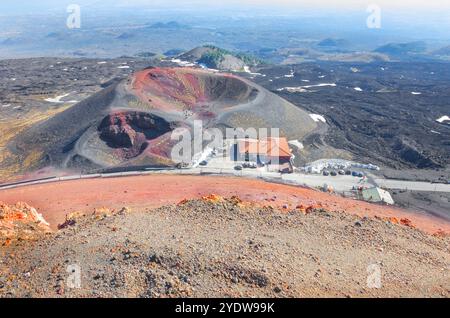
[131,67,246,117]
[0,175,448,235]
[133,67,209,112]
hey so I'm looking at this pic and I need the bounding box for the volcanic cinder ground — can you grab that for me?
[5,67,318,177]
[1,191,449,298]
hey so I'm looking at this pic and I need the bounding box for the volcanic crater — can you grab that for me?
[5,67,319,176]
[98,111,174,159]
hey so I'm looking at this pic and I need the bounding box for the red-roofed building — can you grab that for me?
[235,137,293,173]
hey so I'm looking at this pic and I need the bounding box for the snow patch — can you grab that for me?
[354,87,363,92]
[243,66,264,76]
[436,115,450,124]
[170,58,196,67]
[288,140,304,150]
[284,70,295,78]
[309,114,327,123]
[277,83,336,93]
[45,93,78,104]
[411,92,422,95]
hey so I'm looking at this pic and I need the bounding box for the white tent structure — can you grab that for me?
[361,187,395,205]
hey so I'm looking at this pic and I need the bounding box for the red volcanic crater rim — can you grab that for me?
[133,67,210,112]
[131,67,248,115]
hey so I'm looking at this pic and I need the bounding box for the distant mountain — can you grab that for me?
[178,46,263,71]
[135,52,158,58]
[164,49,185,57]
[146,21,188,30]
[116,32,135,40]
[46,32,64,40]
[433,45,450,56]
[374,41,427,56]
[317,38,349,48]
[315,38,350,53]
[2,37,19,45]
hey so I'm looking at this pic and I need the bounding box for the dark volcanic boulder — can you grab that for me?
[100,124,136,148]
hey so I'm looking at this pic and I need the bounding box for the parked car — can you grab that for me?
[199,160,208,166]
[338,170,345,175]
[234,165,243,171]
[345,170,352,175]
[351,171,358,177]
[323,170,330,176]
[330,171,337,176]
[176,162,188,169]
[357,172,364,178]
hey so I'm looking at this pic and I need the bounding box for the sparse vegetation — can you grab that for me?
[197,45,264,68]
[0,107,69,181]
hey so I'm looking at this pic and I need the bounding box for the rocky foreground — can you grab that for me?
[0,196,448,298]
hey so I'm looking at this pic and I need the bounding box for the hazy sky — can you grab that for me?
[106,0,450,11]
[2,0,450,12]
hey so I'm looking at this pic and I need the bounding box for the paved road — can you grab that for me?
[373,178,450,192]
[1,167,449,194]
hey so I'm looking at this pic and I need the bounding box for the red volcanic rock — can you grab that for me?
[102,124,136,148]
[0,202,51,244]
[98,111,173,151]
[400,218,414,228]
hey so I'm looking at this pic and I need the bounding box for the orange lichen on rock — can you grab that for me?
[58,207,131,229]
[386,217,400,224]
[58,211,87,229]
[295,203,324,215]
[384,216,414,228]
[201,194,224,203]
[93,207,115,219]
[0,202,51,244]
[400,218,414,228]
[432,229,449,238]
[177,199,189,206]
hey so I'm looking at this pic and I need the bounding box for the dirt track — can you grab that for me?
[0,175,449,234]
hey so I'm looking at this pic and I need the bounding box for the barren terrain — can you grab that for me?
[0,196,448,298]
[252,62,450,171]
